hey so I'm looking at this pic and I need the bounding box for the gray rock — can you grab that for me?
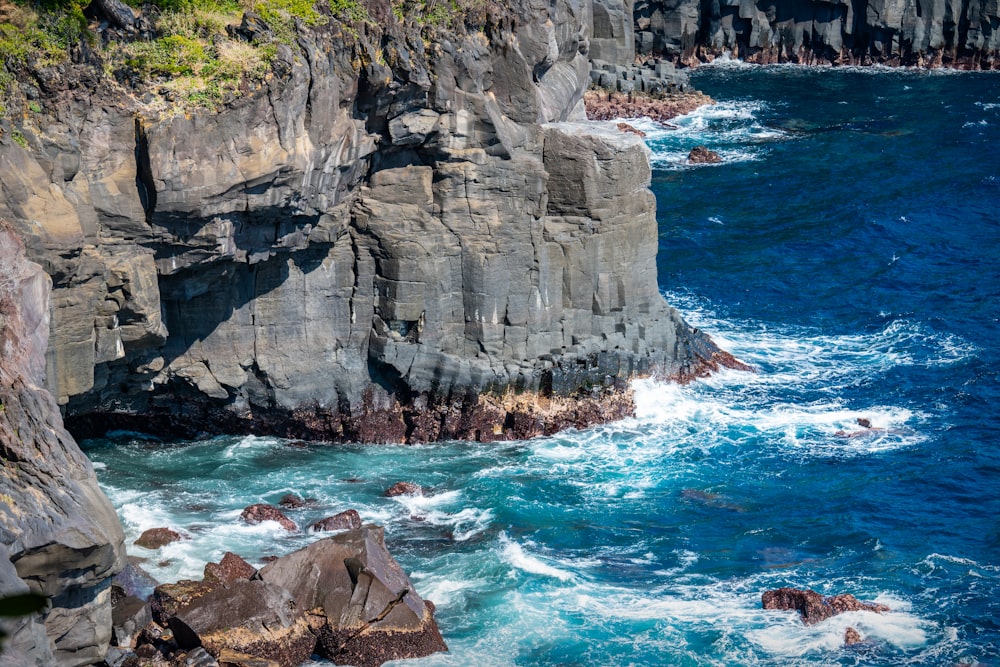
[0,223,125,666]
[110,595,151,648]
[259,526,447,667]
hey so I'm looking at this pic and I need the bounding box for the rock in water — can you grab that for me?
[688,146,723,164]
[259,526,447,667]
[310,509,363,532]
[762,587,890,625]
[385,482,424,497]
[240,504,297,531]
[0,221,126,665]
[844,626,863,645]
[134,527,183,549]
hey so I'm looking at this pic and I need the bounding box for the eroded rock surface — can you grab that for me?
[631,0,1000,67]
[0,222,126,665]
[762,587,890,625]
[0,0,735,446]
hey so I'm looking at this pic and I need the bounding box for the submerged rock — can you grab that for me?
[134,527,183,549]
[309,509,363,533]
[240,504,297,532]
[762,587,890,625]
[385,482,424,497]
[688,146,723,164]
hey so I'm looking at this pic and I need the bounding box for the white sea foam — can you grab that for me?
[499,533,575,582]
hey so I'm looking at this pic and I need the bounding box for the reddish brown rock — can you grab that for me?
[310,509,362,533]
[584,89,714,125]
[277,494,306,509]
[844,627,863,645]
[204,552,257,585]
[616,122,647,138]
[385,482,424,497]
[688,146,722,164]
[134,527,182,549]
[240,504,297,531]
[762,587,890,625]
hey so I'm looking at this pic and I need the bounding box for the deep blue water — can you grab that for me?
[83,66,1000,666]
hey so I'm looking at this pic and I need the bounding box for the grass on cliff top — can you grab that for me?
[0,0,497,114]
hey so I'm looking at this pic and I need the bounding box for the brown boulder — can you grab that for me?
[240,504,297,531]
[310,509,363,533]
[688,146,723,164]
[204,552,257,585]
[259,525,447,667]
[385,482,424,497]
[167,579,316,667]
[762,587,890,625]
[134,527,182,549]
[844,626,863,645]
[150,579,216,625]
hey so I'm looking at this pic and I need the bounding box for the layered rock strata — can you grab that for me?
[0,221,125,666]
[0,0,735,445]
[632,0,1000,67]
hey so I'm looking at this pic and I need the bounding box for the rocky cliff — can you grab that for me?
[0,221,125,666]
[632,0,1000,66]
[0,0,733,445]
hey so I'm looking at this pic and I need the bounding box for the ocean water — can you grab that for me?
[82,66,1000,666]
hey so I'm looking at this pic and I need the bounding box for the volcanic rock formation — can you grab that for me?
[0,221,125,665]
[0,0,734,445]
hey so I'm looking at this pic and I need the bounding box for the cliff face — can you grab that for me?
[0,222,126,666]
[632,0,1000,66]
[0,0,727,444]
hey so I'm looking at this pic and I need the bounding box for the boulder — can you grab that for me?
[384,482,424,497]
[168,579,316,667]
[134,527,183,549]
[687,146,722,164]
[240,504,297,532]
[150,580,216,626]
[203,552,256,585]
[762,587,890,625]
[277,494,306,509]
[844,626,863,645]
[310,510,363,533]
[259,525,447,667]
[111,595,152,647]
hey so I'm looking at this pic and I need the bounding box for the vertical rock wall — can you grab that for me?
[0,0,731,445]
[634,0,1000,66]
[0,222,125,666]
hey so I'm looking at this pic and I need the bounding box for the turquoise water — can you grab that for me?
[83,66,1000,666]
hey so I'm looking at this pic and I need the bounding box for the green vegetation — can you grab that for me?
[0,0,366,111]
[10,129,27,147]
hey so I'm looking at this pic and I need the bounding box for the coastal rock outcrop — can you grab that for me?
[631,0,1000,67]
[762,587,890,625]
[139,526,445,667]
[0,0,735,446]
[0,222,126,665]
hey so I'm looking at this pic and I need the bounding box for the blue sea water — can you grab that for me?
[82,66,1000,666]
